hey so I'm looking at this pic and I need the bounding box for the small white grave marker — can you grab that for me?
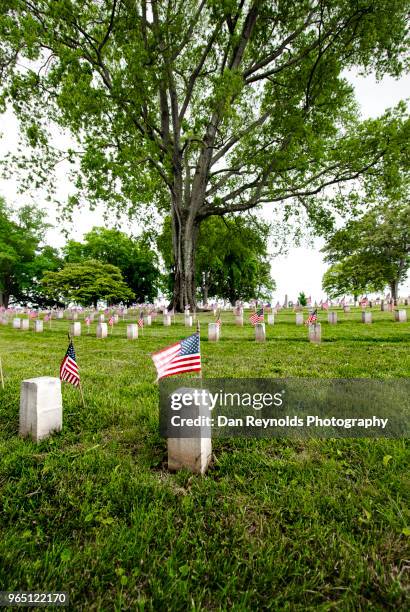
[19,377,62,443]
[327,312,337,324]
[96,322,108,338]
[127,324,138,339]
[255,323,266,342]
[362,312,372,324]
[13,317,21,329]
[208,323,220,342]
[308,323,321,343]
[394,309,407,322]
[21,319,29,331]
[167,387,212,474]
[295,312,304,325]
[163,314,171,326]
[34,320,43,333]
[267,314,275,325]
[71,322,81,337]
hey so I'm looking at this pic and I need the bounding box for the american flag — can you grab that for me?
[305,309,318,325]
[44,313,51,322]
[215,314,221,327]
[152,333,201,380]
[322,300,329,310]
[138,313,144,327]
[60,340,80,387]
[85,316,91,325]
[249,308,264,325]
[108,316,114,326]
[359,297,369,307]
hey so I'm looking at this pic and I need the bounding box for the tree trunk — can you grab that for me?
[390,280,399,305]
[170,207,199,312]
[0,292,9,308]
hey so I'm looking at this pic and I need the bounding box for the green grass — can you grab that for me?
[0,308,409,610]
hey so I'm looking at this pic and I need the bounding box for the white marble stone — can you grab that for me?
[327,311,337,324]
[12,317,21,329]
[255,323,266,342]
[267,314,275,325]
[167,388,212,474]
[235,314,244,326]
[185,315,193,327]
[71,322,81,336]
[96,322,108,338]
[19,377,62,443]
[163,314,171,326]
[127,323,138,339]
[21,319,29,330]
[308,323,321,343]
[295,312,304,325]
[34,320,43,333]
[394,309,407,322]
[144,315,152,326]
[362,312,372,324]
[208,323,220,342]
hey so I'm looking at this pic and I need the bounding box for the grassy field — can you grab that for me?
[0,308,409,610]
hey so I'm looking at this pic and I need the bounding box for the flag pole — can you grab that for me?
[0,355,4,389]
[196,320,202,379]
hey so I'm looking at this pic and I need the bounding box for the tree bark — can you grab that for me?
[390,280,399,305]
[0,292,9,308]
[170,207,199,312]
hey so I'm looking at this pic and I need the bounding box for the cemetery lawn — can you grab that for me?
[0,308,409,611]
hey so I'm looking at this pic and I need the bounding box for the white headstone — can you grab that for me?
[163,314,171,326]
[21,319,29,330]
[255,323,266,342]
[98,314,105,322]
[267,314,275,325]
[362,312,372,324]
[235,314,244,326]
[13,317,21,329]
[113,314,119,324]
[295,312,304,325]
[144,315,152,326]
[71,322,81,336]
[167,387,212,474]
[208,323,220,342]
[34,320,43,333]
[19,377,62,443]
[327,311,337,324]
[185,315,193,327]
[71,311,78,321]
[127,323,138,339]
[343,305,350,313]
[96,322,108,338]
[57,311,64,319]
[394,309,407,322]
[308,323,321,343]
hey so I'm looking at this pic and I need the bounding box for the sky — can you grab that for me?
[0,70,409,302]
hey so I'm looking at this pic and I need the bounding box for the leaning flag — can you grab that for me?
[108,316,114,326]
[85,316,90,325]
[60,340,80,387]
[215,314,221,327]
[305,309,318,325]
[250,308,264,325]
[152,333,201,380]
[138,312,144,328]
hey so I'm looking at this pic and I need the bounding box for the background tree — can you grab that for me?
[1,1,409,309]
[158,215,275,304]
[297,292,307,306]
[322,202,410,302]
[64,227,160,303]
[0,198,59,307]
[41,260,134,307]
[322,257,383,303]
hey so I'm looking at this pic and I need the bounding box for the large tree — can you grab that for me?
[322,201,410,302]
[64,226,160,303]
[1,1,409,309]
[41,259,134,307]
[0,197,60,307]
